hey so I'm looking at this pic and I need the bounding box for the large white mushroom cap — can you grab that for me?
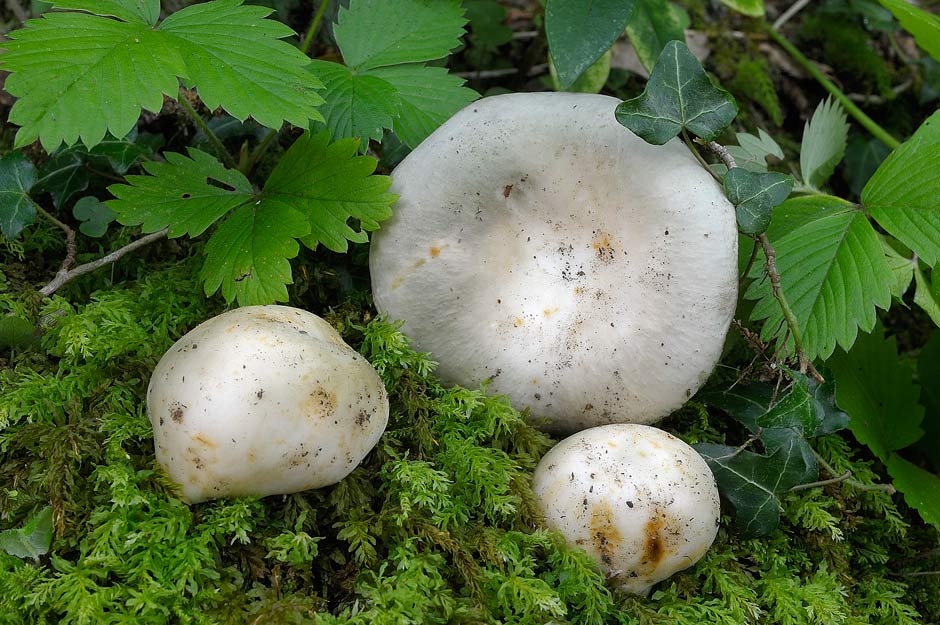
[147,306,388,503]
[532,424,720,595]
[370,93,737,432]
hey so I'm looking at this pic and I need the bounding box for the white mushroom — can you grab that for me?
[532,424,720,595]
[147,305,388,503]
[369,92,737,433]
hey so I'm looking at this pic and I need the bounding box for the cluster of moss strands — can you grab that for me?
[0,260,938,624]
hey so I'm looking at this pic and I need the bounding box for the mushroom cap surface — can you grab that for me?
[369,92,737,433]
[532,424,720,595]
[147,305,388,503]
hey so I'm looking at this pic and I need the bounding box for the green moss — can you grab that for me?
[0,262,937,624]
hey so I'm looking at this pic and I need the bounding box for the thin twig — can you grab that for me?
[705,140,736,169]
[847,79,913,104]
[758,233,824,382]
[896,571,940,577]
[763,25,902,150]
[39,230,168,297]
[712,429,764,461]
[683,131,720,181]
[177,94,238,169]
[813,450,896,494]
[456,63,549,79]
[772,0,814,30]
[789,470,852,491]
[35,205,77,273]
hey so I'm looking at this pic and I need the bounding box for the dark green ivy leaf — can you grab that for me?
[0,152,39,239]
[545,0,637,89]
[615,40,737,145]
[695,439,811,537]
[724,168,793,235]
[0,315,38,349]
[0,506,53,562]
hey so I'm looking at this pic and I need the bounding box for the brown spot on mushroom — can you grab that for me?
[589,501,622,567]
[543,307,559,317]
[304,386,337,419]
[642,516,666,567]
[429,246,441,258]
[513,317,525,327]
[170,403,185,424]
[591,231,615,262]
[356,410,371,427]
[192,433,216,449]
[503,184,513,198]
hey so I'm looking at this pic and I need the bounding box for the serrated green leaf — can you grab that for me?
[829,325,924,462]
[334,0,466,71]
[882,236,914,299]
[711,129,783,176]
[800,98,849,190]
[545,0,636,89]
[865,112,940,266]
[724,168,793,235]
[886,454,940,530]
[879,0,940,60]
[367,64,478,148]
[0,507,53,561]
[464,0,512,48]
[695,439,811,537]
[199,201,310,305]
[310,61,401,150]
[0,153,39,239]
[72,196,117,238]
[719,0,764,17]
[615,41,737,144]
[746,196,893,360]
[625,0,687,73]
[2,0,323,151]
[914,264,940,327]
[264,132,396,253]
[109,149,254,238]
[51,0,159,24]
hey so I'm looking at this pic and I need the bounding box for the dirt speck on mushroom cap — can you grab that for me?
[370,93,737,433]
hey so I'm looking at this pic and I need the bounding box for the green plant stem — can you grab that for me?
[763,25,902,150]
[811,450,896,494]
[682,130,718,180]
[301,0,331,56]
[177,94,238,170]
[245,0,332,176]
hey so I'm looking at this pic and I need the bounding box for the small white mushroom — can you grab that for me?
[532,424,720,595]
[147,305,388,503]
[370,92,737,433]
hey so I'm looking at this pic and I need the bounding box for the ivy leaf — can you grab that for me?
[800,98,849,190]
[2,0,323,151]
[72,196,117,238]
[0,153,39,239]
[50,0,160,24]
[625,0,687,73]
[0,506,53,562]
[334,0,466,71]
[878,0,940,61]
[368,64,478,148]
[0,315,38,349]
[829,325,924,462]
[109,149,254,238]
[886,454,940,530]
[545,0,637,89]
[695,440,810,537]
[615,40,737,145]
[865,111,940,266]
[745,195,893,360]
[310,61,402,150]
[723,168,793,235]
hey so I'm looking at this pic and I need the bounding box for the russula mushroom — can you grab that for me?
[532,424,720,595]
[369,92,737,433]
[147,305,388,503]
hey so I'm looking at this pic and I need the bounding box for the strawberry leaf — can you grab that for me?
[2,0,323,151]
